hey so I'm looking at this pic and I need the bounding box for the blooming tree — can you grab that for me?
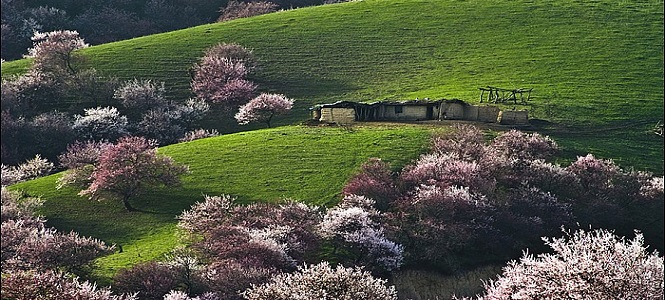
[318,195,404,272]
[218,1,279,22]
[234,93,294,128]
[342,158,396,211]
[25,30,89,74]
[1,155,54,186]
[1,188,113,276]
[242,262,398,300]
[476,229,664,300]
[74,136,189,211]
[203,43,257,71]
[179,129,220,143]
[114,79,168,114]
[346,125,663,270]
[2,269,137,300]
[72,106,129,142]
[191,49,256,109]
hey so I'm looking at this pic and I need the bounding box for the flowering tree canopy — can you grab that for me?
[25,30,89,74]
[234,93,294,128]
[476,229,664,300]
[242,262,398,300]
[76,136,189,211]
[191,44,257,109]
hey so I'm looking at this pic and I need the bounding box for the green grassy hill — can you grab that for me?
[3,0,663,170]
[11,124,434,282]
[3,0,663,290]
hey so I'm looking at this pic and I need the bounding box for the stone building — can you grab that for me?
[311,99,528,125]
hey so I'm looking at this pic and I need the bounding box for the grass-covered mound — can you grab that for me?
[9,124,434,282]
[3,0,662,170]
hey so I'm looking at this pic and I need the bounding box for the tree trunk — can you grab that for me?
[122,196,135,211]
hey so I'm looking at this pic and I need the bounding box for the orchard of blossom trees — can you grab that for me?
[2,31,293,184]
[1,124,663,298]
[344,125,664,271]
[1,23,663,300]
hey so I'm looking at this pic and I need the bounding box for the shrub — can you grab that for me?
[113,261,180,300]
[319,195,404,272]
[234,93,294,128]
[488,129,558,160]
[431,124,487,161]
[476,229,664,300]
[179,129,220,142]
[163,291,221,300]
[1,187,43,225]
[114,79,168,118]
[0,154,54,186]
[1,70,61,116]
[198,260,274,300]
[136,108,186,145]
[178,195,321,270]
[218,1,279,22]
[2,188,112,275]
[29,110,76,161]
[342,158,397,211]
[242,262,398,300]
[400,152,496,195]
[492,186,573,254]
[387,185,495,269]
[134,98,210,145]
[72,106,129,142]
[1,220,113,273]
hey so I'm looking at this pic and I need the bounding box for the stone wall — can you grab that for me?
[441,102,465,120]
[320,107,356,123]
[497,110,529,125]
[477,106,501,123]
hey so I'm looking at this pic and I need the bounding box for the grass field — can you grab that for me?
[3,0,662,170]
[3,0,663,292]
[10,124,435,283]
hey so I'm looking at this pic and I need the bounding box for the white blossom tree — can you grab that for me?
[475,228,664,300]
[234,93,294,128]
[25,30,89,74]
[242,262,398,300]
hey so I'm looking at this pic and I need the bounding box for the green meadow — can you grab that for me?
[3,0,663,291]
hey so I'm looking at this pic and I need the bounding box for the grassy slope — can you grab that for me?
[11,124,434,282]
[3,0,664,285]
[2,0,663,171]
[3,0,662,122]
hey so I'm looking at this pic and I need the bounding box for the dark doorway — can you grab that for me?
[426,106,434,119]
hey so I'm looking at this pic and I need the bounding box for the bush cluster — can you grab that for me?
[1,187,134,299]
[344,125,664,270]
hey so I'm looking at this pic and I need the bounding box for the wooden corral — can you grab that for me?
[479,86,532,104]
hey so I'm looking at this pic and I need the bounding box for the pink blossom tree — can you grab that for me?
[234,93,294,128]
[74,136,189,211]
[203,43,257,71]
[1,188,114,276]
[2,269,137,300]
[191,53,256,110]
